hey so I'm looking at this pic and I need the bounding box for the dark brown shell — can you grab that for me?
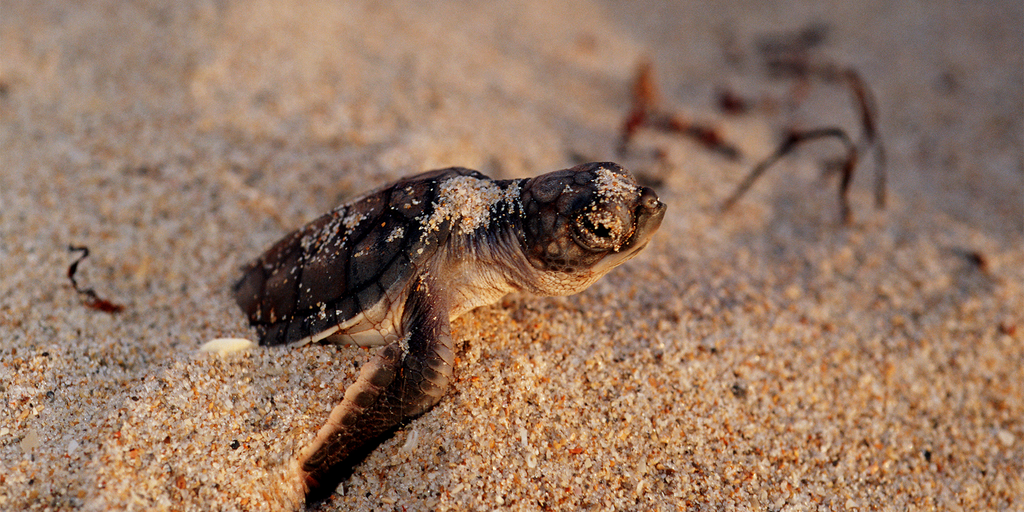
[234,167,486,346]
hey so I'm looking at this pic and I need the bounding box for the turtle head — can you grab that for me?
[517,162,666,294]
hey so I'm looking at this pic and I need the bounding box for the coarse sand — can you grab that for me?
[1,1,1021,510]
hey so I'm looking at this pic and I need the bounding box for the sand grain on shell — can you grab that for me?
[426,175,518,236]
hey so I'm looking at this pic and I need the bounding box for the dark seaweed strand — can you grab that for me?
[67,245,125,314]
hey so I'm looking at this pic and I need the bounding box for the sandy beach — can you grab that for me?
[1,0,1021,510]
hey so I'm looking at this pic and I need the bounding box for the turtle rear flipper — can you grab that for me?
[297,281,454,501]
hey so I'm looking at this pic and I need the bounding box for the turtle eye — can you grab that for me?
[581,214,613,239]
[574,209,623,251]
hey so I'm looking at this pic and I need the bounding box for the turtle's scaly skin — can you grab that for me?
[233,162,666,499]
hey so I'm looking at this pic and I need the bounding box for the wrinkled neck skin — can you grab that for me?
[436,178,606,321]
[433,178,525,320]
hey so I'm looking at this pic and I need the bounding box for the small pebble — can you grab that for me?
[20,430,40,452]
[997,429,1015,447]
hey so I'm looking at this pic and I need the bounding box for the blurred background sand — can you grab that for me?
[1,1,1021,510]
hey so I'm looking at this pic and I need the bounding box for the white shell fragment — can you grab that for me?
[199,337,258,355]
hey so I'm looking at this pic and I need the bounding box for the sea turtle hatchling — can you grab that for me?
[233,161,666,499]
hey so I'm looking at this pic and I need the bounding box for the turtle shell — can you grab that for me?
[234,167,487,347]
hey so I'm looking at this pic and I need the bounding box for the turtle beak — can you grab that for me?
[585,186,666,275]
[632,186,666,242]
[605,186,665,256]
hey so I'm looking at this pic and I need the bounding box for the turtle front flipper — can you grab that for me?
[297,282,455,501]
